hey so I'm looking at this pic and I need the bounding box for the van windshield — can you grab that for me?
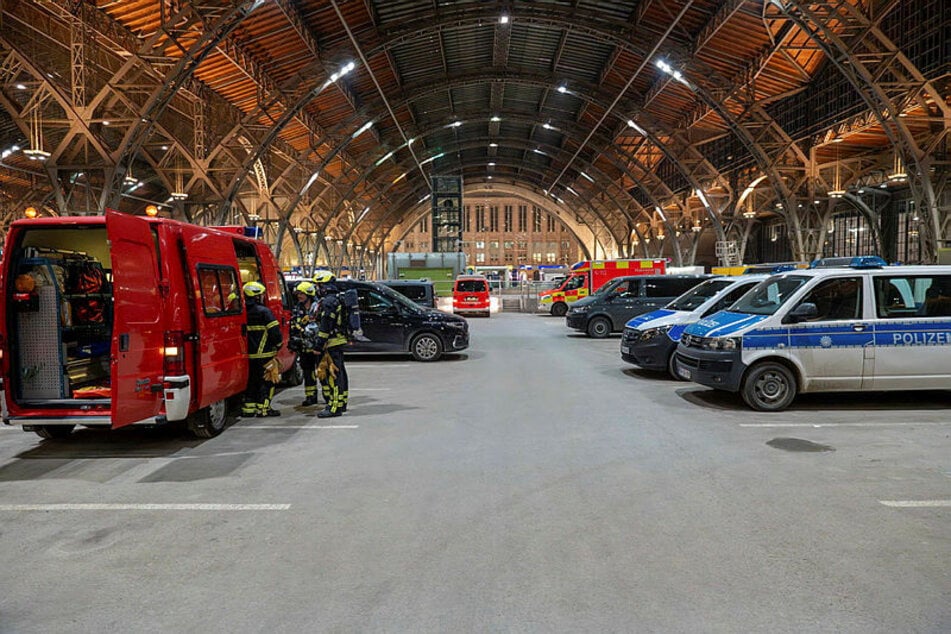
[667,279,734,311]
[729,275,809,315]
[593,278,625,296]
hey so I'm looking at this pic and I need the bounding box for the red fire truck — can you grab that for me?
[538,259,667,316]
[0,210,300,439]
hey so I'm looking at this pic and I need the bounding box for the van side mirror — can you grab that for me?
[785,302,818,323]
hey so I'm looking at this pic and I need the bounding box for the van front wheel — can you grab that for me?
[586,316,611,338]
[551,302,568,317]
[411,333,443,362]
[741,362,797,411]
[187,399,233,438]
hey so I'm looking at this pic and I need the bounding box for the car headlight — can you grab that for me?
[445,320,466,329]
[640,325,672,340]
[703,336,741,351]
[569,305,590,314]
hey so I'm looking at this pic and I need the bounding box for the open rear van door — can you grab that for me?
[180,225,248,407]
[106,210,165,428]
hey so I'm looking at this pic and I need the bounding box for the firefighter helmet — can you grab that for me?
[294,281,317,297]
[312,270,335,284]
[243,281,266,298]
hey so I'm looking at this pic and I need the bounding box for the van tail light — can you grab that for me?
[163,330,185,376]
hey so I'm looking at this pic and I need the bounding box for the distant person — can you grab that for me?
[241,281,283,418]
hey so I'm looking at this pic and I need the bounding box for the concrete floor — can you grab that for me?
[0,312,948,633]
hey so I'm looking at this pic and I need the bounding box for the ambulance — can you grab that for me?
[673,257,951,411]
[0,210,300,439]
[538,258,666,316]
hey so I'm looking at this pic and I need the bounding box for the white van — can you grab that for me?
[674,257,951,411]
[620,275,767,377]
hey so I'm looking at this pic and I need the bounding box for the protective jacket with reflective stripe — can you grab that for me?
[247,301,283,359]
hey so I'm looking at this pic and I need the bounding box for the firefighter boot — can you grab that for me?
[301,396,320,407]
[316,407,341,418]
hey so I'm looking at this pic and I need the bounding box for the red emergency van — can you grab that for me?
[0,210,300,440]
[452,275,491,317]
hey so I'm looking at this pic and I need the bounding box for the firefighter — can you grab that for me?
[310,270,349,418]
[241,281,283,417]
[291,280,321,407]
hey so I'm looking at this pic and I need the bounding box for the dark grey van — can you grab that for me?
[379,279,437,308]
[565,274,710,338]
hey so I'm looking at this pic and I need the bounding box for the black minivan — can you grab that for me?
[378,279,437,309]
[336,279,468,361]
[565,274,710,338]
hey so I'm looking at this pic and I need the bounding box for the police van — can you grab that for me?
[620,274,767,377]
[674,257,951,411]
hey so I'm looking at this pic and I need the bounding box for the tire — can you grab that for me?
[187,398,234,438]
[586,316,612,338]
[741,362,797,411]
[667,352,685,381]
[411,333,443,362]
[281,357,304,387]
[34,424,75,440]
[551,302,568,317]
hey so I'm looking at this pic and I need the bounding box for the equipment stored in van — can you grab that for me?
[674,260,951,411]
[0,211,301,440]
[538,259,667,316]
[565,274,709,338]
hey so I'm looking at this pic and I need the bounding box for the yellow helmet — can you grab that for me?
[295,281,317,297]
[312,270,335,284]
[243,281,266,298]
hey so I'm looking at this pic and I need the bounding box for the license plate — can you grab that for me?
[620,346,629,354]
[466,298,478,303]
[677,365,691,380]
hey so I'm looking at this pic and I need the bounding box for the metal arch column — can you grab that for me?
[105,0,265,210]
[663,53,805,259]
[771,0,949,261]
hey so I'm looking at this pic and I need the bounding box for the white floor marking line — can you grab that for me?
[879,500,951,508]
[349,388,392,391]
[0,503,290,511]
[740,422,951,428]
[237,425,358,430]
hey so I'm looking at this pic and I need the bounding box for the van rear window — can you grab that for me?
[456,280,487,292]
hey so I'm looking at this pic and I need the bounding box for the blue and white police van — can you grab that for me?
[673,257,951,411]
[620,275,767,377]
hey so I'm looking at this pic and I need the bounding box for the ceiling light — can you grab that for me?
[557,85,567,94]
[580,172,594,182]
[488,162,496,166]
[374,151,394,166]
[489,143,498,147]
[490,116,501,122]
[351,120,374,138]
[15,84,26,90]
[499,15,509,24]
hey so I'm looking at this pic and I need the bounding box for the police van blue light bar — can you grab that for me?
[809,256,887,269]
[243,226,263,239]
